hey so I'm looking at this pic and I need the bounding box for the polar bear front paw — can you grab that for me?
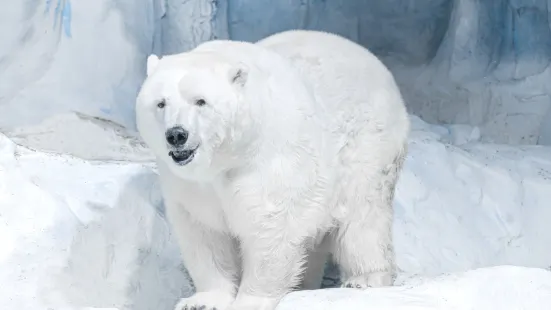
[341,271,393,289]
[228,294,280,310]
[341,276,371,289]
[174,291,234,310]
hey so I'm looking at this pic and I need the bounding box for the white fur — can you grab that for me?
[147,54,160,76]
[136,30,410,310]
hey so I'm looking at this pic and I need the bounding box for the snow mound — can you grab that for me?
[0,133,190,310]
[395,116,551,275]
[279,266,551,310]
[1,115,551,309]
[5,112,154,162]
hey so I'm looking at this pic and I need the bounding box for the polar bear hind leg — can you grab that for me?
[330,141,407,289]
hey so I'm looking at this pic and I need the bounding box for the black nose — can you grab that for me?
[165,126,188,147]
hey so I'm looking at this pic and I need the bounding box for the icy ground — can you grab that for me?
[1,113,551,310]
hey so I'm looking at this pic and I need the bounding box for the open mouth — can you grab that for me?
[168,146,198,165]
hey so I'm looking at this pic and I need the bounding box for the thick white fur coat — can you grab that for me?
[136,30,410,310]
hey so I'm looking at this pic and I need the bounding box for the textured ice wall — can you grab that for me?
[406,0,551,145]
[1,0,550,145]
[162,0,551,145]
[0,0,164,130]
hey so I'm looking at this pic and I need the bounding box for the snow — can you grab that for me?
[279,266,551,310]
[0,128,190,310]
[2,114,551,309]
[396,116,551,274]
[4,112,154,162]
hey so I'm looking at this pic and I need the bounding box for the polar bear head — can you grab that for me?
[135,46,260,180]
[136,41,315,181]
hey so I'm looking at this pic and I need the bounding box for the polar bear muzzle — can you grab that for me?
[165,126,198,165]
[165,126,189,147]
[168,148,197,166]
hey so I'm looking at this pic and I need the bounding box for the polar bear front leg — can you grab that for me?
[229,229,308,310]
[225,193,318,310]
[165,200,239,310]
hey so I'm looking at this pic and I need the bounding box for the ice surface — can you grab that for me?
[5,112,154,162]
[0,0,164,131]
[0,132,189,310]
[160,0,551,144]
[396,116,551,274]
[2,116,550,309]
[278,266,551,310]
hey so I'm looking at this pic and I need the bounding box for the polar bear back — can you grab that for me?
[258,30,410,152]
[191,39,324,128]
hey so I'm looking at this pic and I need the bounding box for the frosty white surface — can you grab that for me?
[1,115,550,309]
[0,132,189,310]
[222,0,551,145]
[278,266,551,310]
[0,0,163,130]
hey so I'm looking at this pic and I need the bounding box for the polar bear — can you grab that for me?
[135,30,409,310]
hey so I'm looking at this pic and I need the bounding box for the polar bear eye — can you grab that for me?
[157,100,166,109]
[195,99,206,106]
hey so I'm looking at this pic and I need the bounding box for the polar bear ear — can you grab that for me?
[229,63,248,87]
[147,54,160,76]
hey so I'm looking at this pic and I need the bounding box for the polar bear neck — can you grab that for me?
[220,67,325,174]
